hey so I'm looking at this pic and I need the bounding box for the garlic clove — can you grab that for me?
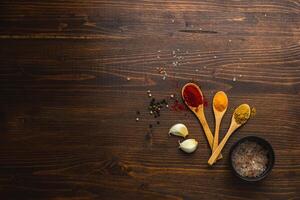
[178,139,198,153]
[168,123,189,138]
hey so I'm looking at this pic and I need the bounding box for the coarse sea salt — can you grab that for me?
[232,140,269,178]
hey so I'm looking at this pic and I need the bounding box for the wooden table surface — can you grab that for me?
[0,1,299,199]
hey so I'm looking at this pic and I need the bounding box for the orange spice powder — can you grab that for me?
[213,91,228,112]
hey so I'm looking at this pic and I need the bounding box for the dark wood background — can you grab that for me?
[0,0,299,199]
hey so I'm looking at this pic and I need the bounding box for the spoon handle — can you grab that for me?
[196,109,223,159]
[208,123,237,165]
[213,118,221,152]
[197,109,214,148]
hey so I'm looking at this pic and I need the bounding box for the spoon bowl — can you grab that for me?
[212,91,228,152]
[208,104,250,165]
[182,83,222,159]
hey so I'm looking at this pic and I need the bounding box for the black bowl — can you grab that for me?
[229,136,275,182]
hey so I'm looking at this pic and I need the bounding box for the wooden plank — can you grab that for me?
[0,0,299,199]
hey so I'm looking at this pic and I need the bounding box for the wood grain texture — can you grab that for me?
[0,0,299,199]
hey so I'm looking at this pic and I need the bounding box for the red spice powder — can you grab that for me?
[170,100,186,111]
[183,85,203,107]
[203,98,208,107]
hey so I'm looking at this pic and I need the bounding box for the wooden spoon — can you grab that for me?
[212,91,228,152]
[208,104,250,165]
[182,83,222,159]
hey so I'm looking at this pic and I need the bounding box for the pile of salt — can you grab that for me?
[232,140,269,177]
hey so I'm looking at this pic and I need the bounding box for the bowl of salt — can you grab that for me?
[229,136,275,182]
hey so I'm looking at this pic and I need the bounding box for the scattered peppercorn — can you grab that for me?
[148,98,168,118]
[141,89,189,129]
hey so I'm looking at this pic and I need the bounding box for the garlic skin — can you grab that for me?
[169,123,189,138]
[178,139,198,153]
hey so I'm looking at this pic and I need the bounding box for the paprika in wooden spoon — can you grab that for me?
[182,83,222,159]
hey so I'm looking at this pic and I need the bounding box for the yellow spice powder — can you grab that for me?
[251,107,256,117]
[213,91,228,112]
[234,104,251,124]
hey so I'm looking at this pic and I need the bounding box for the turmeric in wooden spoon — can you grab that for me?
[212,91,228,152]
[208,104,251,165]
